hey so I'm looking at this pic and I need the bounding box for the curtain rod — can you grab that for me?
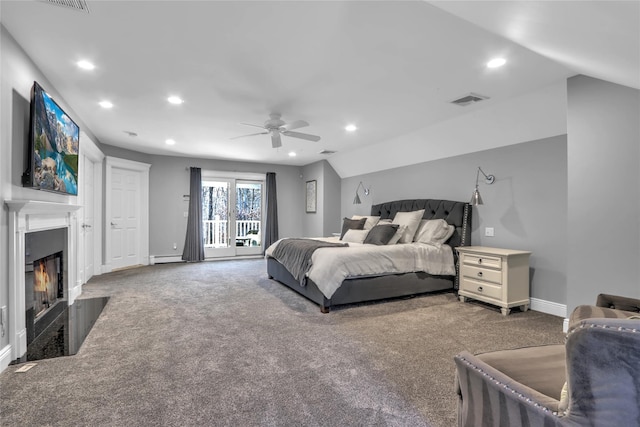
[185,167,275,174]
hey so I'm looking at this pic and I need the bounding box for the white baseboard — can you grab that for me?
[68,283,83,304]
[0,344,12,374]
[151,256,184,264]
[529,297,567,318]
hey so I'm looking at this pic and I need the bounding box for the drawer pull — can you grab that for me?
[477,286,483,292]
[477,271,483,277]
[478,258,483,264]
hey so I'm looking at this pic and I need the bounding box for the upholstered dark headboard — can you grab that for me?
[370,199,471,249]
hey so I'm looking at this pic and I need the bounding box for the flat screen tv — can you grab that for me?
[22,81,79,195]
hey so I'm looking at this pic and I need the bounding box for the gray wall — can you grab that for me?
[301,160,341,237]
[341,135,568,306]
[301,161,324,237]
[100,144,304,257]
[0,25,105,353]
[322,161,342,235]
[567,75,640,312]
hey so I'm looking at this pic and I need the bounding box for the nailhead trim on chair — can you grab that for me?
[570,321,640,336]
[457,355,564,417]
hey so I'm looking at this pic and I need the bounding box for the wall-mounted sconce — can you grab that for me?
[353,181,370,204]
[470,167,495,206]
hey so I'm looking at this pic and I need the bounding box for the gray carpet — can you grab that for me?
[0,259,565,426]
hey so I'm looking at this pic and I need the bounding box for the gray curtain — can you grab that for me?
[182,167,205,262]
[263,172,278,252]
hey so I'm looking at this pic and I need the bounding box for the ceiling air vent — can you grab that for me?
[450,92,489,106]
[41,0,90,13]
[319,150,337,155]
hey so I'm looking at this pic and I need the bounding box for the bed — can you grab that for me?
[266,199,471,312]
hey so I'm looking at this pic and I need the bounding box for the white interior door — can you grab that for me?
[78,131,104,286]
[110,167,141,270]
[82,158,95,281]
[104,157,150,273]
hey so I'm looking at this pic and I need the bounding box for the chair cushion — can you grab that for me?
[476,344,566,402]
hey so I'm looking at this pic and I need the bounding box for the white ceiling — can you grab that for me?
[1,1,638,171]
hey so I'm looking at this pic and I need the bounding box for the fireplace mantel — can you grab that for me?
[3,199,82,370]
[6,200,82,214]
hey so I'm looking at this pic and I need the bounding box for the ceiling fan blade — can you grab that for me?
[281,120,309,131]
[282,130,321,142]
[240,122,266,129]
[271,131,282,148]
[230,131,268,140]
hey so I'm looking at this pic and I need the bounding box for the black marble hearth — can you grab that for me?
[20,297,109,362]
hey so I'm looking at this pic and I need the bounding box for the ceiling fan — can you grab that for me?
[231,113,321,148]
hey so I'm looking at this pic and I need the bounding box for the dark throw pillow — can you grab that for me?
[340,217,366,239]
[364,224,400,245]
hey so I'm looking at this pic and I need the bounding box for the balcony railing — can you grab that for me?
[203,220,261,247]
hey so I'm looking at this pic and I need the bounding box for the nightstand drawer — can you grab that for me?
[461,265,502,285]
[462,254,501,270]
[461,278,502,300]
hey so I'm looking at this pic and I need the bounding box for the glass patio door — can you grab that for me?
[202,179,234,258]
[234,180,263,256]
[202,176,264,258]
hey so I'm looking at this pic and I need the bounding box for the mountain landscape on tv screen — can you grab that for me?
[33,85,79,195]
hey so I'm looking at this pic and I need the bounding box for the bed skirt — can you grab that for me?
[267,257,454,312]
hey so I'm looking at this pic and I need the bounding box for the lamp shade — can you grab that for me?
[470,187,483,206]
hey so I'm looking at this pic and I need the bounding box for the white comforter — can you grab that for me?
[265,237,455,299]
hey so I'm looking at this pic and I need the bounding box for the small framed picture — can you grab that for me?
[306,180,317,213]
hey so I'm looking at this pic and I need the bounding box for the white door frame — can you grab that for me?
[104,156,151,273]
[201,171,265,258]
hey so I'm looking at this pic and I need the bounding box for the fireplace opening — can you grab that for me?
[33,251,63,319]
[26,250,67,349]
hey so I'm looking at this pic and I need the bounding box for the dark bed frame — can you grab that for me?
[266,199,471,312]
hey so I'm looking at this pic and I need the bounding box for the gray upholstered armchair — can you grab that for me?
[454,294,640,427]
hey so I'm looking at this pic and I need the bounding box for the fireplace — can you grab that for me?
[4,200,82,369]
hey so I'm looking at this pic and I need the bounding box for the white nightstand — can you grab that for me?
[456,246,532,316]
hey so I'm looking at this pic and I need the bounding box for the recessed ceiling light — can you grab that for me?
[165,139,176,145]
[98,101,113,109]
[167,96,184,105]
[288,151,296,157]
[345,124,357,132]
[77,60,95,70]
[487,58,507,68]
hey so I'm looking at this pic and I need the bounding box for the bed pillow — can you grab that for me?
[414,219,455,246]
[340,217,366,239]
[387,224,407,245]
[363,224,399,245]
[351,215,381,230]
[342,229,369,244]
[392,210,425,243]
